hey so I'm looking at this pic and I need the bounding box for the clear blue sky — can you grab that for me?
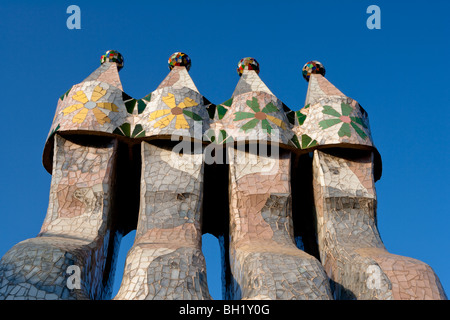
[0,0,448,300]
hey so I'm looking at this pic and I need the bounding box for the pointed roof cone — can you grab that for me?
[81,50,124,90]
[294,60,382,180]
[155,52,199,93]
[232,57,273,97]
[303,61,345,106]
[42,50,130,173]
[136,52,212,142]
[207,57,297,148]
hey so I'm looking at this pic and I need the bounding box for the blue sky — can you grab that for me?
[0,0,448,300]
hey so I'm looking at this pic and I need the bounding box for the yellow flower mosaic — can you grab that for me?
[149,93,199,129]
[62,85,119,125]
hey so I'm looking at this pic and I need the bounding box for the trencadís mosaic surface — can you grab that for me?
[0,51,446,300]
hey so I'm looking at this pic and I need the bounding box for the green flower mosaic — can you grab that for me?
[216,98,233,120]
[122,92,151,114]
[113,123,146,138]
[296,104,310,126]
[291,134,318,149]
[204,129,233,144]
[233,97,286,134]
[318,103,368,140]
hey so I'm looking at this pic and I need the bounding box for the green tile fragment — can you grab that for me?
[142,93,152,102]
[350,116,368,128]
[341,102,354,117]
[222,98,233,107]
[261,102,278,113]
[296,111,307,126]
[183,110,202,121]
[240,118,259,132]
[300,134,318,148]
[261,119,272,134]
[125,99,136,114]
[218,130,233,144]
[319,118,341,129]
[234,111,255,121]
[217,105,228,119]
[121,123,131,137]
[246,97,261,113]
[137,99,146,114]
[113,127,125,136]
[350,121,367,140]
[59,87,72,101]
[322,105,341,118]
[338,122,351,137]
[132,124,145,138]
[291,135,301,149]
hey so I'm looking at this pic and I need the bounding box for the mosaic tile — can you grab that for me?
[302,60,325,82]
[138,53,212,141]
[237,57,260,77]
[100,50,124,70]
[211,59,297,149]
[0,51,446,301]
[227,147,332,300]
[0,135,120,300]
[168,52,191,71]
[312,149,447,300]
[114,142,211,300]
